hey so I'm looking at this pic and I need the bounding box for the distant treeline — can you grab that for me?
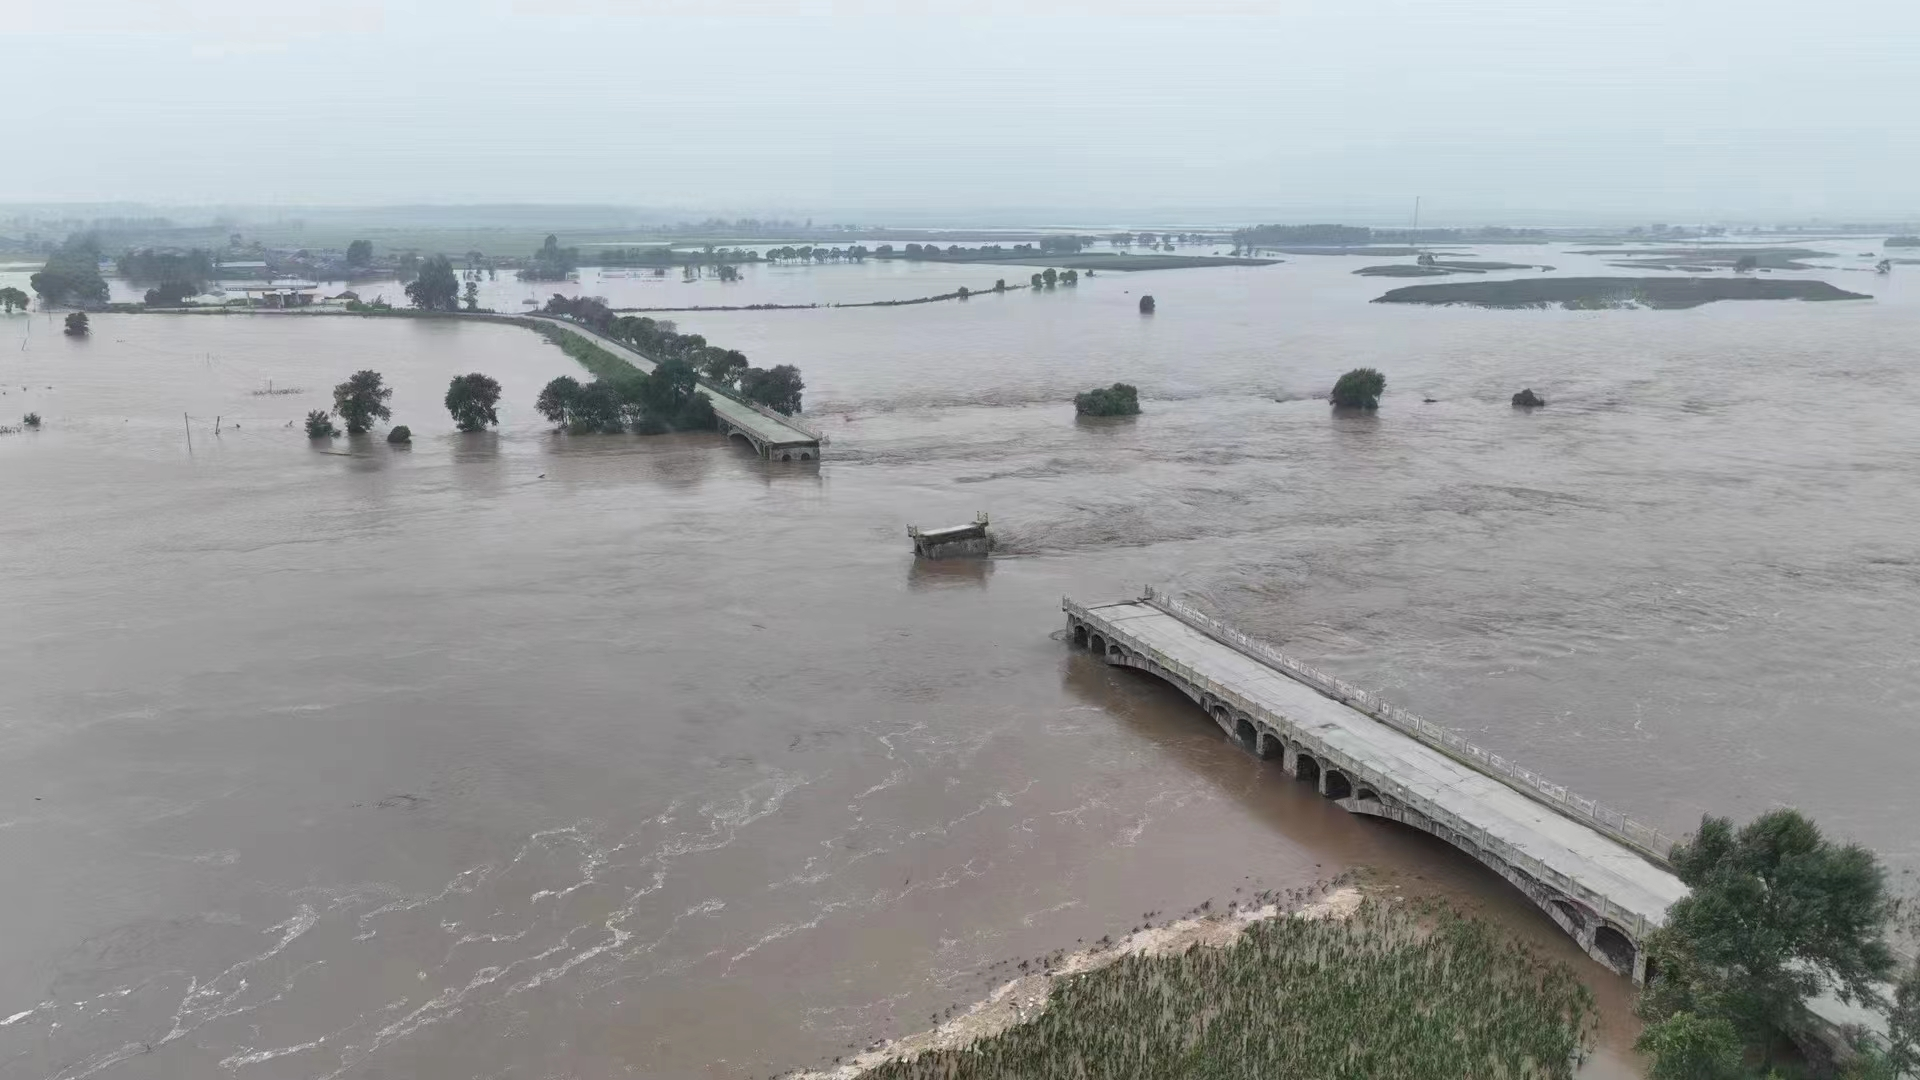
[29,235,110,308]
[117,248,215,284]
[880,237,1085,260]
[1232,224,1545,247]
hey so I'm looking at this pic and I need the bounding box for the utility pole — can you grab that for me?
[184,413,192,453]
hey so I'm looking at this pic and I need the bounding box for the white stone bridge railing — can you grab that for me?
[1135,586,1677,863]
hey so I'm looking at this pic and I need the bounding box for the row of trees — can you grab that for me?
[762,245,867,264]
[116,248,214,285]
[1108,231,1211,247]
[117,247,213,305]
[533,363,715,435]
[540,295,806,415]
[304,370,503,438]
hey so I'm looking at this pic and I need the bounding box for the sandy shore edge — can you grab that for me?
[790,885,1366,1080]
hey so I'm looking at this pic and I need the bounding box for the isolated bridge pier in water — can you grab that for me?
[1064,590,1689,983]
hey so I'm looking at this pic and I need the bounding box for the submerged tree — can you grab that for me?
[405,255,461,311]
[444,372,503,431]
[1075,383,1141,417]
[332,370,393,434]
[462,280,480,311]
[345,239,373,267]
[535,375,583,429]
[0,286,32,313]
[304,409,340,438]
[64,312,90,336]
[31,235,110,308]
[1330,367,1386,409]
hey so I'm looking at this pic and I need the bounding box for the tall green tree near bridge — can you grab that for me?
[1636,809,1897,1075]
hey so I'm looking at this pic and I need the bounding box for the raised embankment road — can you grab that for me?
[520,315,824,460]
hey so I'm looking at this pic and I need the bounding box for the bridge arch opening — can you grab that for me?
[1235,716,1258,749]
[780,452,792,461]
[799,451,812,460]
[1549,898,1589,933]
[1593,926,1637,974]
[1354,786,1380,803]
[1088,634,1107,658]
[1294,753,1321,785]
[1323,769,1353,800]
[1072,624,1089,648]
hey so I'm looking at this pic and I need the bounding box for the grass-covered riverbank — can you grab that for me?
[809,891,1595,1080]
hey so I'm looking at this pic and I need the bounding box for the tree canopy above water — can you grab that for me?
[1330,368,1386,409]
[404,255,461,311]
[31,235,110,308]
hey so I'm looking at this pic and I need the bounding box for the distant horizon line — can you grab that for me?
[2,200,1916,233]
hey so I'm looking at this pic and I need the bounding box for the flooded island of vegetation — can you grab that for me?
[1373,276,1870,310]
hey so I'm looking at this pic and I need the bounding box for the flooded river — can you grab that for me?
[3,246,1917,1079]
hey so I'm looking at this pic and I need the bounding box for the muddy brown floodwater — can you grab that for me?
[2,245,1917,1080]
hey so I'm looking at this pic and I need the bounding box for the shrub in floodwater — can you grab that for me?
[851,899,1595,1080]
[1074,383,1141,417]
[23,412,42,429]
[63,312,89,336]
[1138,294,1155,313]
[1512,388,1546,408]
[1330,367,1386,409]
[304,410,340,438]
[386,425,412,444]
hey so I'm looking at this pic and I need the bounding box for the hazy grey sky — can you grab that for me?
[7,0,1917,223]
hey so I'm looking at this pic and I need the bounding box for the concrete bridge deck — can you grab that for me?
[1068,590,1897,1050]
[523,316,824,459]
[1067,592,1687,980]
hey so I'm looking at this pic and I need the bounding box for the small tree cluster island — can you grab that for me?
[1331,367,1386,409]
